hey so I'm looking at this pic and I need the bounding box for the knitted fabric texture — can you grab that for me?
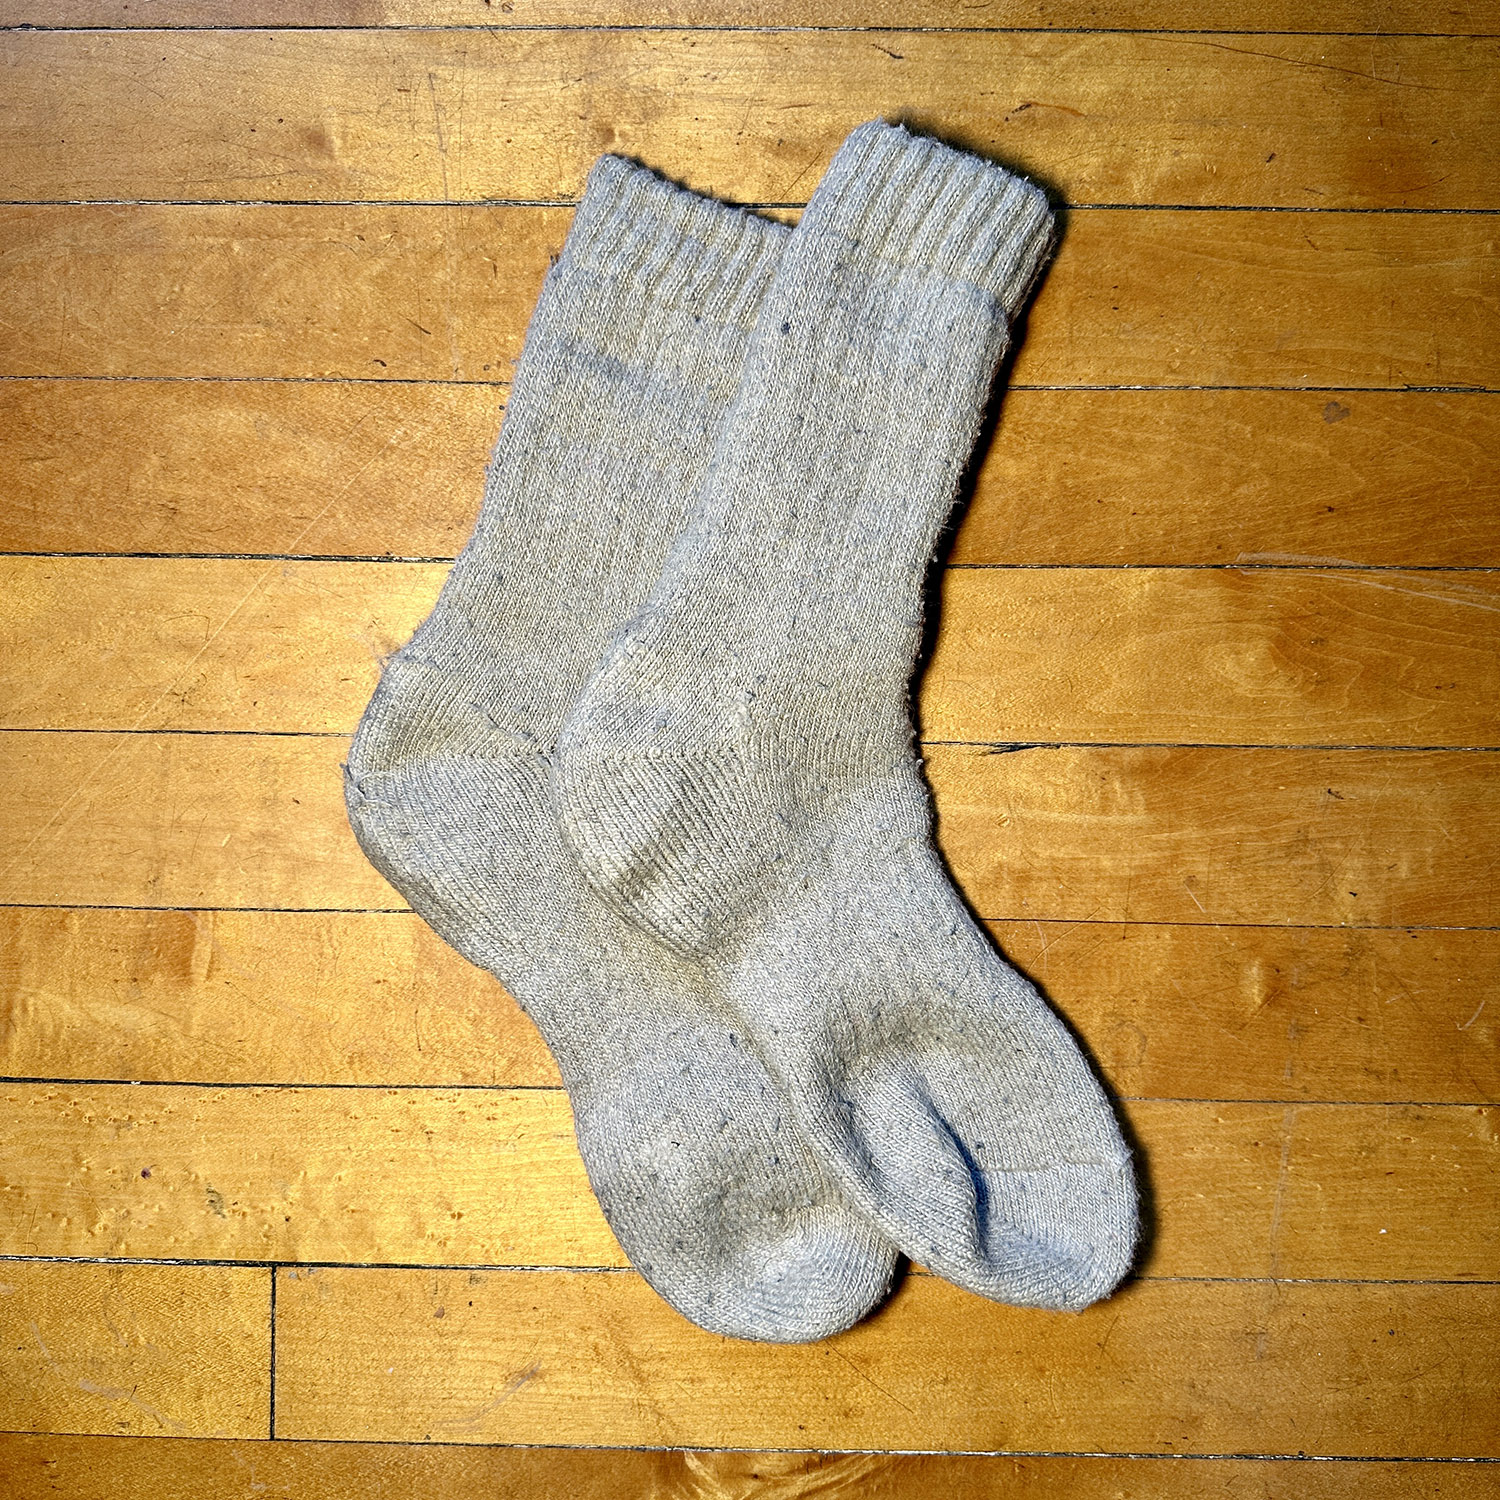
[555,122,1140,1310]
[344,154,897,1342]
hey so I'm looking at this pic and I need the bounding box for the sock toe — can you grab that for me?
[717,1209,899,1343]
[971,1158,1139,1310]
[826,1045,1136,1311]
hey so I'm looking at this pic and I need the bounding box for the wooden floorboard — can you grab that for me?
[6,556,1497,744]
[0,1261,270,1439]
[4,1435,1494,1500]
[937,744,1500,927]
[992,919,1500,1104]
[2,383,1499,566]
[5,1,1500,34]
[0,907,560,1087]
[3,908,1495,1102]
[4,205,1497,388]
[3,734,1496,922]
[3,1084,1495,1278]
[271,1271,1500,1453]
[4,31,1495,208]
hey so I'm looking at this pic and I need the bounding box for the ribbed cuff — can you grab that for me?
[801,121,1055,316]
[562,154,789,326]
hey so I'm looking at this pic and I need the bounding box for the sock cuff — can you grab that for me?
[562,155,789,325]
[801,121,1056,316]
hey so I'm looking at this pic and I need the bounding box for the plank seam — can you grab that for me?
[1,1078,1492,1106]
[0,375,1488,393]
[950,563,1500,572]
[3,902,1495,932]
[930,741,1500,752]
[6,728,1499,752]
[0,1425,1493,1459]
[4,553,1498,571]
[1,1256,1494,1287]
[4,198,1500,214]
[2,23,1498,37]
[3,375,1495,394]
[0,727,355,738]
[267,1264,277,1441]
[0,374,512,387]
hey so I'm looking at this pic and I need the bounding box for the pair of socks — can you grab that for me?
[346,121,1137,1343]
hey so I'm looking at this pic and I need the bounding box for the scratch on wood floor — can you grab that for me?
[74,1378,187,1435]
[1235,551,1365,567]
[826,1346,916,1418]
[1304,571,1500,614]
[425,70,451,200]
[1175,37,1452,91]
[1031,917,1050,976]
[1265,1105,1299,1284]
[29,1320,187,1434]
[778,149,824,201]
[437,1360,541,1435]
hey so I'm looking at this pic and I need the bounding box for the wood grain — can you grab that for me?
[4,31,1495,209]
[0,205,547,384]
[0,379,502,560]
[4,383,1500,567]
[4,206,1497,389]
[5,1434,1495,1500]
[0,556,441,735]
[928,567,1500,746]
[3,1083,1496,1277]
[0,907,558,1087]
[3,734,1495,924]
[0,731,400,911]
[5,908,1493,1103]
[0,1083,622,1267]
[956,390,1500,568]
[924,567,1500,747]
[0,1260,269,1438]
[989,920,1500,1105]
[273,1269,1500,1452]
[5,0,1499,35]
[7,558,1497,744]
[933,743,1500,927]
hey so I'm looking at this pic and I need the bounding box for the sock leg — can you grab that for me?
[555,123,1138,1310]
[347,156,896,1341]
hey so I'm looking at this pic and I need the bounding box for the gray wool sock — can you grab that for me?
[555,123,1139,1311]
[345,155,897,1342]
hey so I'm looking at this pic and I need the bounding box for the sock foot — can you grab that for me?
[554,123,1139,1310]
[345,153,900,1341]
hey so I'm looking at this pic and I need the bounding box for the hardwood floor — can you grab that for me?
[1,2,1496,1494]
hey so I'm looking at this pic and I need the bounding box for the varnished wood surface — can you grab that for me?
[4,908,1495,1102]
[5,31,1497,209]
[0,908,561,1087]
[6,1435,1496,1500]
[5,0,1500,33]
[5,557,1497,744]
[5,206,1498,388]
[3,383,1499,566]
[992,919,1500,1103]
[937,744,1500,927]
[3,0,1497,1489]
[271,1271,1500,1453]
[3,733,1493,923]
[0,1261,270,1438]
[3,1083,1496,1278]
